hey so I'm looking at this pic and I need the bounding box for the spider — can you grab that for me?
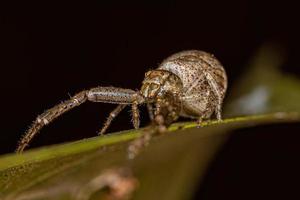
[16,50,227,155]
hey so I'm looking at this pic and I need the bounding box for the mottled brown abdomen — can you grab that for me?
[158,50,227,119]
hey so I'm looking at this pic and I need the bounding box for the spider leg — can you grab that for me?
[89,86,144,131]
[146,103,154,120]
[128,125,155,159]
[98,104,127,135]
[17,87,145,153]
[128,94,179,159]
[16,90,88,153]
[215,102,222,121]
[127,113,169,159]
[204,71,224,121]
[131,102,140,129]
[87,87,144,104]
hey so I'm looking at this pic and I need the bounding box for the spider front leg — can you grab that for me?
[89,87,144,135]
[98,104,127,135]
[146,103,154,120]
[127,113,170,159]
[98,101,141,136]
[16,90,88,153]
[17,86,144,153]
[128,94,180,159]
[131,102,140,129]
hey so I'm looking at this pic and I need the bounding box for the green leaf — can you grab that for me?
[1,113,300,200]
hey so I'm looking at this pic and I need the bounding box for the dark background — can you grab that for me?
[0,1,299,199]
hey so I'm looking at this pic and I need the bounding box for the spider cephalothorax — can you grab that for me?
[141,69,183,100]
[16,50,227,155]
[140,69,183,128]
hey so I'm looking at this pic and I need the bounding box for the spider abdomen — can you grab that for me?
[158,50,227,119]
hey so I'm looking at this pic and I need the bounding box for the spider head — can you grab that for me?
[140,70,183,101]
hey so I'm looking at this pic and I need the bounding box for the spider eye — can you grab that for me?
[150,83,159,90]
[145,71,151,77]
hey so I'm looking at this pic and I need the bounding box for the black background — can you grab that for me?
[0,1,299,199]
